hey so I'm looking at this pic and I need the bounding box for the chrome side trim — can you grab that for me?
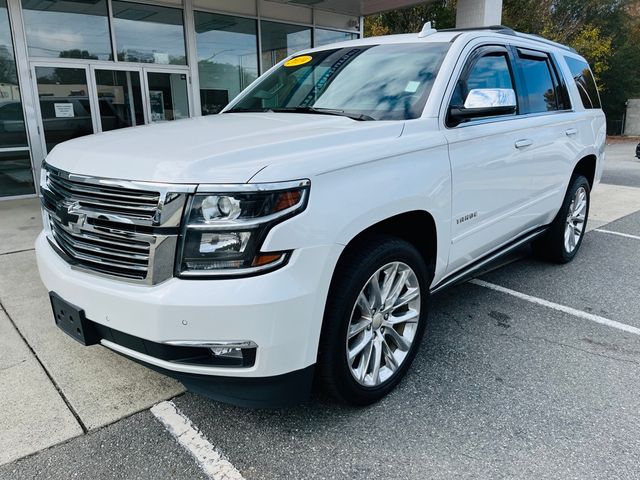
[430,226,547,294]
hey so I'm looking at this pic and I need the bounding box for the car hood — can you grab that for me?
[45,113,405,184]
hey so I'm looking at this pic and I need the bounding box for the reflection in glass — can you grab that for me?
[195,12,258,115]
[229,43,450,121]
[260,21,311,71]
[95,70,144,131]
[519,56,558,113]
[35,67,94,152]
[0,150,35,197]
[147,72,189,122]
[21,0,112,60]
[113,1,186,65]
[314,29,357,48]
[0,0,28,147]
[565,56,600,109]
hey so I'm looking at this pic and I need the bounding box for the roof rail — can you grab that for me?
[513,31,577,53]
[440,25,577,53]
[439,25,516,36]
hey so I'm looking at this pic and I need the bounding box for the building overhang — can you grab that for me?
[266,0,434,16]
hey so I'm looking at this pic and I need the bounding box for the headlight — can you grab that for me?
[176,180,310,277]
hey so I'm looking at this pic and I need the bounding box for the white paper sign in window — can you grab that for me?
[54,103,74,118]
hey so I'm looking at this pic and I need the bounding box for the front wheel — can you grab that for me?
[316,236,430,405]
[535,175,590,263]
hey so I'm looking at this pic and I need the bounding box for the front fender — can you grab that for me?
[262,143,452,285]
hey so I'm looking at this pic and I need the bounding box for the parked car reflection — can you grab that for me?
[0,100,28,147]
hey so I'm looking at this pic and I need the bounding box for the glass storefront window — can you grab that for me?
[35,66,94,153]
[0,151,34,197]
[195,12,258,115]
[95,69,145,131]
[1,0,34,197]
[21,0,112,60]
[112,1,186,65]
[260,21,311,72]
[314,28,358,47]
[147,72,189,122]
[1,0,28,148]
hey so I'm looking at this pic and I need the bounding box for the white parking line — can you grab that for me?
[151,401,244,480]
[470,279,640,336]
[594,229,640,241]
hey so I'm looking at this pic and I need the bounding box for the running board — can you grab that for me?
[429,226,547,295]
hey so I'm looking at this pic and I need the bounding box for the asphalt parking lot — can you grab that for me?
[1,140,640,479]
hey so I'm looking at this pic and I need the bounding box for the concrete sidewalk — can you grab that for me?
[1,144,640,466]
[0,200,184,466]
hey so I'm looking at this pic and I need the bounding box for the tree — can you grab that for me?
[364,1,456,37]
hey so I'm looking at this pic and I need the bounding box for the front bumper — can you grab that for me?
[36,232,341,383]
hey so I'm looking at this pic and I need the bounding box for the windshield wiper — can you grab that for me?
[269,107,375,121]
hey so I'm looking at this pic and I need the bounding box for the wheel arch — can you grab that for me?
[333,210,438,287]
[573,154,597,188]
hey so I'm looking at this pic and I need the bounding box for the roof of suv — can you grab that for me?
[305,25,577,57]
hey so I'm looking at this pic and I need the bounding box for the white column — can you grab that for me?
[183,0,202,117]
[456,0,503,28]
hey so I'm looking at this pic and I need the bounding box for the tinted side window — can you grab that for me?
[450,53,515,108]
[564,56,601,109]
[468,54,514,91]
[518,52,559,114]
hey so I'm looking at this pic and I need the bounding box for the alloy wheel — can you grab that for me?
[346,261,421,387]
[564,186,587,253]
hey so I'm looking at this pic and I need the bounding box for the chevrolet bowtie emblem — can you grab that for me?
[56,202,86,233]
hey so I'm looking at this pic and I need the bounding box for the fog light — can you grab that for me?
[209,347,243,359]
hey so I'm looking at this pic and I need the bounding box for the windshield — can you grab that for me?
[225,43,450,121]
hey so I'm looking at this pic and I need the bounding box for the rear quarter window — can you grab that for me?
[564,56,601,109]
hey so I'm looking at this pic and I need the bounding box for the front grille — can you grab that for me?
[41,164,195,284]
[46,170,161,220]
[50,219,151,280]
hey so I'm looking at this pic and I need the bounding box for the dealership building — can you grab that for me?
[0,0,502,201]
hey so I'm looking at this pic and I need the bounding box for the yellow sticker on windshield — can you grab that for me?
[284,55,312,67]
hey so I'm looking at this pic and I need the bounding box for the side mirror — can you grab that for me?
[448,88,517,126]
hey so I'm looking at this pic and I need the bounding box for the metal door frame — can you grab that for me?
[89,64,148,130]
[142,66,192,123]
[29,61,100,156]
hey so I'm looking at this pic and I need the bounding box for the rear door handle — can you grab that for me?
[565,128,578,136]
[515,139,533,149]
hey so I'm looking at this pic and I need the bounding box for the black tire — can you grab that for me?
[534,175,590,263]
[316,235,431,406]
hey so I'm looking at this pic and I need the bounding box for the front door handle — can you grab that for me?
[515,139,533,149]
[565,128,578,136]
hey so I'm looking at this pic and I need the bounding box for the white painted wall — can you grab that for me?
[455,0,503,28]
[624,99,640,136]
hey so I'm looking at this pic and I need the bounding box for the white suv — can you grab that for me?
[36,25,606,407]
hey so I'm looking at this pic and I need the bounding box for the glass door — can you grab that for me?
[144,70,190,123]
[92,68,146,132]
[33,64,97,154]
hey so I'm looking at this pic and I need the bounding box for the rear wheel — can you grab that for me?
[317,236,430,405]
[534,175,590,263]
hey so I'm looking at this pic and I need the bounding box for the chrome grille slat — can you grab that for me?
[47,179,158,217]
[41,165,195,284]
[61,228,150,253]
[53,231,149,273]
[49,175,160,204]
[52,224,150,263]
